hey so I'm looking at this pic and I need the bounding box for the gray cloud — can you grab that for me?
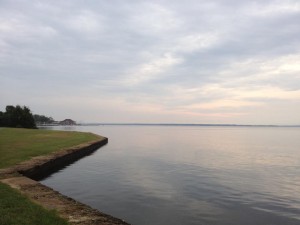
[1,0,299,124]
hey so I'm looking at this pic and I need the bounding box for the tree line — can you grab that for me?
[33,114,54,125]
[0,105,36,128]
[0,105,55,129]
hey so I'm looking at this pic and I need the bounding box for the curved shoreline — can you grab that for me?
[0,136,131,225]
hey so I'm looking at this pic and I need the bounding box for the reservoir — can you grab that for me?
[41,125,300,225]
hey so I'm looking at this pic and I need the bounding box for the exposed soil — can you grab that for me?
[0,137,131,225]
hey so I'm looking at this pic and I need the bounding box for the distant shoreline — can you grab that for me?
[56,123,300,128]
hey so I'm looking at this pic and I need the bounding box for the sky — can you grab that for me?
[0,0,300,125]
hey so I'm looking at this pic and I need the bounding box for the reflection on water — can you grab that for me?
[41,126,300,225]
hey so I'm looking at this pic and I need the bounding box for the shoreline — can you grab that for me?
[0,136,130,225]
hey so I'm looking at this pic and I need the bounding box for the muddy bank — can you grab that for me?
[0,136,130,225]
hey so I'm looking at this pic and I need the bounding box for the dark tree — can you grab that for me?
[33,114,54,124]
[0,105,36,128]
[0,111,4,126]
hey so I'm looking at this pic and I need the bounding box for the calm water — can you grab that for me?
[41,125,300,225]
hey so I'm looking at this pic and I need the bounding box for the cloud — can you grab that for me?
[245,1,300,17]
[124,53,183,85]
[65,10,104,35]
[0,0,299,124]
[129,2,183,35]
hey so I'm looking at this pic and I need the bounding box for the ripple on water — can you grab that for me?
[41,126,300,225]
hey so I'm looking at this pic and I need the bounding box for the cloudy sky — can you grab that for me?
[1,0,299,124]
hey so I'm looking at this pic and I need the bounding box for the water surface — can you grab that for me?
[41,125,300,225]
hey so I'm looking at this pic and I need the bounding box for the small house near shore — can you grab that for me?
[59,119,76,126]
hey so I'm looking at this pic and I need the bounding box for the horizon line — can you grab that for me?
[76,123,300,127]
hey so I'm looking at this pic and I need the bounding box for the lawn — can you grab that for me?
[0,127,102,225]
[0,127,101,169]
[0,182,68,225]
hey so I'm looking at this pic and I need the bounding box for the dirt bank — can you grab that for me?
[0,137,130,225]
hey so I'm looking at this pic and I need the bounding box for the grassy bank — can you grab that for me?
[0,182,68,225]
[0,127,102,225]
[0,127,100,169]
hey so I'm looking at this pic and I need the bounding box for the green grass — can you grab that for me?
[0,127,102,225]
[0,127,101,169]
[0,182,68,225]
